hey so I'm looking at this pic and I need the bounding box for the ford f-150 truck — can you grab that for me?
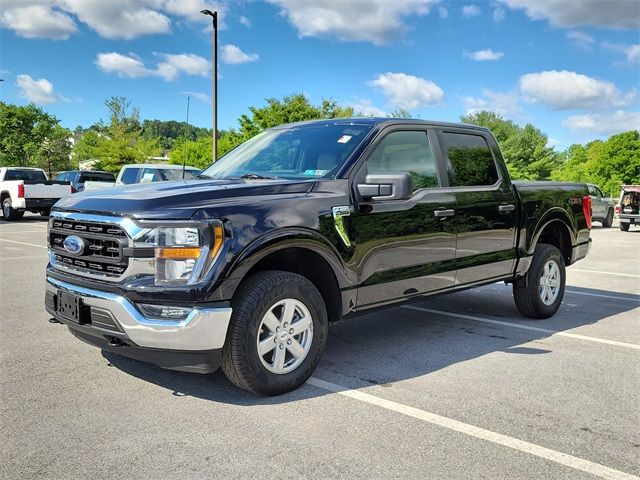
[44,119,592,395]
[1,167,73,220]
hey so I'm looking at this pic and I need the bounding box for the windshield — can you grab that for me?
[5,169,47,182]
[200,124,372,180]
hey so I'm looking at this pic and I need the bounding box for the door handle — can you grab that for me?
[434,209,455,218]
[498,204,515,213]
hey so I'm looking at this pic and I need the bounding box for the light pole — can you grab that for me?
[201,9,218,162]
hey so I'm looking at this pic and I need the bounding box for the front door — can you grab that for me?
[351,128,457,307]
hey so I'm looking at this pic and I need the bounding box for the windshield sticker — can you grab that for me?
[337,135,352,144]
[303,169,328,176]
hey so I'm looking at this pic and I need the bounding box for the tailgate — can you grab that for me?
[24,183,72,199]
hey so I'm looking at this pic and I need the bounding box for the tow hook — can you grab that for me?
[48,317,62,324]
[107,337,125,348]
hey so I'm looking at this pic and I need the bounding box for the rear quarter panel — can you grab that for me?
[514,181,590,256]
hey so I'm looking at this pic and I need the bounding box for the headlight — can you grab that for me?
[153,222,224,285]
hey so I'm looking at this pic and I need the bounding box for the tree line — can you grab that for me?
[0,96,638,195]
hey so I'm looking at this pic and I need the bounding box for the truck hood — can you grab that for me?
[53,178,316,219]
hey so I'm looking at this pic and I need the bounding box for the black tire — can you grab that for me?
[221,270,328,395]
[513,244,566,319]
[40,208,51,217]
[620,222,630,232]
[2,198,21,221]
[601,209,613,228]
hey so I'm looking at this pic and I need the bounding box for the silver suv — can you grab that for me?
[588,184,615,228]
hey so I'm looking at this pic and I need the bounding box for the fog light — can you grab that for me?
[138,303,192,321]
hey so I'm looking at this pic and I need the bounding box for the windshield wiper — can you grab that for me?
[239,173,277,180]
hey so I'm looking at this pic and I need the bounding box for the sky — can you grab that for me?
[0,0,639,150]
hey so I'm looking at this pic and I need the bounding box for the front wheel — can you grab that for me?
[601,209,613,228]
[513,244,566,319]
[620,222,630,232]
[221,271,328,395]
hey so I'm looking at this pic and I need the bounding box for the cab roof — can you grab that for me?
[269,117,490,133]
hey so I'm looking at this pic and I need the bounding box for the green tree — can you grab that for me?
[460,111,560,180]
[552,131,640,196]
[0,101,73,172]
[73,97,161,173]
[169,136,212,170]
[141,119,211,152]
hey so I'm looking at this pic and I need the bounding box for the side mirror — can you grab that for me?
[357,173,412,201]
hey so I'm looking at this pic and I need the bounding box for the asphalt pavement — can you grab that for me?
[1,214,638,479]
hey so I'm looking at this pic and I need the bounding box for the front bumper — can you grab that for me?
[45,276,232,373]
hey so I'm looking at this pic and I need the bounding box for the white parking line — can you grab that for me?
[566,290,640,303]
[0,238,47,249]
[571,269,640,279]
[308,377,639,480]
[401,305,640,351]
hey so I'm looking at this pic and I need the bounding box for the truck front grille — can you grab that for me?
[49,218,129,278]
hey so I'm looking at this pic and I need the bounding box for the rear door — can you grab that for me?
[436,128,519,286]
[588,185,606,218]
[351,126,457,307]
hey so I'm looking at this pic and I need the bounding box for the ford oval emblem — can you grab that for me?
[63,235,85,256]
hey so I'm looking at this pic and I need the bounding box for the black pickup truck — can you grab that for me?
[45,119,592,395]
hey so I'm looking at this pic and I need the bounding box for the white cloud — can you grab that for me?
[463,48,504,61]
[95,52,153,78]
[61,0,171,40]
[463,89,523,118]
[221,44,259,65]
[369,72,444,110]
[462,5,481,17]
[1,1,225,40]
[519,70,635,110]
[239,15,252,27]
[493,7,505,22]
[155,53,210,81]
[563,111,640,135]
[266,0,437,45]
[95,52,209,81]
[603,42,640,66]
[500,0,639,29]
[163,0,224,24]
[16,74,64,104]
[179,91,210,103]
[438,6,448,18]
[566,30,595,49]
[1,4,77,40]
[349,98,387,117]
[546,137,560,148]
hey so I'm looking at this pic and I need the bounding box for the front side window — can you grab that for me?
[119,168,141,185]
[365,130,439,191]
[200,125,373,180]
[443,132,499,187]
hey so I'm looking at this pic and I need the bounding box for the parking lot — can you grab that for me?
[1,215,638,479]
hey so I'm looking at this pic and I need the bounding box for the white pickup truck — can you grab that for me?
[0,167,73,221]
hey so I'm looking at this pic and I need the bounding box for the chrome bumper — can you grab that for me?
[46,277,232,351]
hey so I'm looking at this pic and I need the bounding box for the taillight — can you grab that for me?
[615,204,621,214]
[582,196,592,229]
[17,183,25,198]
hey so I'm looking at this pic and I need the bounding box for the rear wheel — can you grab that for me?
[2,198,22,221]
[513,244,566,319]
[619,222,630,232]
[39,208,51,217]
[601,209,613,228]
[221,270,328,395]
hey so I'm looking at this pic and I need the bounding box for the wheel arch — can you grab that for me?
[224,229,353,323]
[529,212,575,266]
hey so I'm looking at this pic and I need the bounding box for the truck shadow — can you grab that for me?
[103,284,639,405]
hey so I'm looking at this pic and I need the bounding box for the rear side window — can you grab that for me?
[442,132,499,187]
[119,168,141,184]
[366,130,439,191]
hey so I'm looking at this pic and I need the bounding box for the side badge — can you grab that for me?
[332,206,351,247]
